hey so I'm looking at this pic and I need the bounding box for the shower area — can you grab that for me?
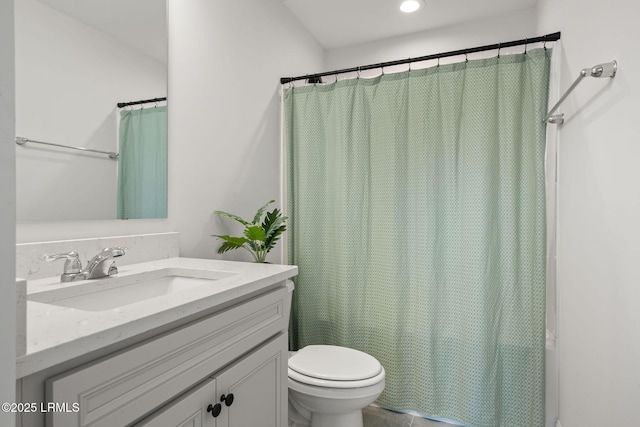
[282,30,617,427]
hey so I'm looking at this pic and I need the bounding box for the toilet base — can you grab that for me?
[310,410,363,427]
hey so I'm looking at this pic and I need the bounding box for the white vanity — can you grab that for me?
[16,256,297,427]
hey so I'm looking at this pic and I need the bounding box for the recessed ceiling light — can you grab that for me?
[400,0,423,13]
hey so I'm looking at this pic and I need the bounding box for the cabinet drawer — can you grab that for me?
[46,286,288,427]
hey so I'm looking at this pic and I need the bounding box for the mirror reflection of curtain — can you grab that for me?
[117,105,167,219]
[285,49,551,427]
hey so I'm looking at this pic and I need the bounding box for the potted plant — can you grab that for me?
[212,200,287,263]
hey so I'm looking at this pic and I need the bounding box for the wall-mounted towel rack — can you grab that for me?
[544,60,617,125]
[15,136,119,160]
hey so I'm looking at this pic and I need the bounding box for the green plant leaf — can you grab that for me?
[263,208,287,251]
[244,225,266,241]
[264,225,286,251]
[252,200,275,224]
[262,209,287,239]
[213,210,250,226]
[212,235,249,254]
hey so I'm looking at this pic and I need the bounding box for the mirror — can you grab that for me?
[15,0,167,221]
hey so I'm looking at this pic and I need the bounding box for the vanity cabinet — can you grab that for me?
[136,334,286,427]
[27,285,289,427]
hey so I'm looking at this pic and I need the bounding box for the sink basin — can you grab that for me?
[28,267,235,312]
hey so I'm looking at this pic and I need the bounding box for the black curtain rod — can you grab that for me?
[117,97,167,108]
[280,31,561,85]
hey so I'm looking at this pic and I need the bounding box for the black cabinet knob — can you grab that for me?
[207,403,222,417]
[220,393,234,407]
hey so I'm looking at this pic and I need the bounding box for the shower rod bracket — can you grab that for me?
[544,60,617,125]
[546,114,565,125]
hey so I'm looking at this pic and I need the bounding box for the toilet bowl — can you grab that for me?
[285,282,385,427]
[288,345,385,427]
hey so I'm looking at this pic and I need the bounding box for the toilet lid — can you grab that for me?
[288,345,382,381]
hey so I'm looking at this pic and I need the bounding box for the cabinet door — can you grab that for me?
[216,334,288,427]
[134,378,218,427]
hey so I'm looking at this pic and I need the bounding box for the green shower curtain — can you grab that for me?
[117,106,168,219]
[285,49,550,427]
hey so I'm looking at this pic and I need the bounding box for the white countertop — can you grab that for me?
[17,257,297,379]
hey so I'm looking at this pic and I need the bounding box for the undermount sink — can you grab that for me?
[28,267,236,312]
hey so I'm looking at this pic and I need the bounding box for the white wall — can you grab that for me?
[0,0,17,423]
[537,1,640,426]
[326,7,537,73]
[15,0,166,222]
[167,0,324,262]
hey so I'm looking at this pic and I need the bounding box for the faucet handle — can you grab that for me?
[45,251,82,274]
[110,247,127,257]
[98,247,127,257]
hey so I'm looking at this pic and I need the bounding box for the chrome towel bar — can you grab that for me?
[15,136,119,160]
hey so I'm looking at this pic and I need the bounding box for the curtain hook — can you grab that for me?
[543,39,547,51]
[524,38,528,55]
[335,71,339,83]
[437,57,440,68]
[497,43,501,59]
[357,66,361,79]
[465,53,468,63]
[408,59,412,72]
[381,65,385,76]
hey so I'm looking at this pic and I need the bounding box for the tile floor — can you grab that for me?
[363,406,452,427]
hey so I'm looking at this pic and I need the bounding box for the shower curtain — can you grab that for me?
[117,105,167,219]
[285,49,551,427]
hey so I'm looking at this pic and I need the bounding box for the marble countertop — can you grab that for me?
[17,257,298,379]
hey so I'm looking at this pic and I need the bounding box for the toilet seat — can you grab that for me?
[288,345,384,388]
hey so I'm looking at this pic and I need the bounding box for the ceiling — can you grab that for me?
[281,0,538,50]
[33,0,537,61]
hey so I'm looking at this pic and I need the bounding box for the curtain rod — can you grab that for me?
[280,31,561,85]
[117,97,167,108]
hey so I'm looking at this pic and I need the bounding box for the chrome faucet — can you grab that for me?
[45,247,127,282]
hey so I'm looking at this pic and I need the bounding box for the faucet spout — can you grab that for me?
[83,247,127,279]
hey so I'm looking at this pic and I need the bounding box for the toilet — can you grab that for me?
[285,282,386,427]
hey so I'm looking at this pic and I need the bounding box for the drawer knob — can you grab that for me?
[207,403,222,417]
[221,393,234,407]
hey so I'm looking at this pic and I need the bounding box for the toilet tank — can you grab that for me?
[284,280,295,326]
